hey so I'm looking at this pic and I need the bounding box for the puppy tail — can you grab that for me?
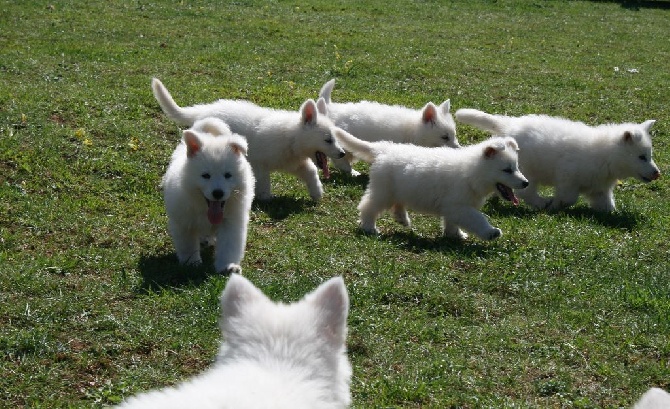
[319,79,336,104]
[151,78,200,126]
[333,128,378,163]
[455,108,506,135]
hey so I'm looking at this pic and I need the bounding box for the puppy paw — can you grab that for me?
[485,228,502,240]
[359,224,379,235]
[220,263,242,276]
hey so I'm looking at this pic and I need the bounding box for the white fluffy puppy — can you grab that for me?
[319,79,459,176]
[152,78,346,201]
[116,274,352,409]
[162,118,255,274]
[455,109,661,212]
[633,387,670,409]
[334,129,528,240]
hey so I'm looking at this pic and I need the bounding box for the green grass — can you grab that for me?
[1,0,669,407]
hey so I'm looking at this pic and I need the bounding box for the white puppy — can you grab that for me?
[162,118,255,274]
[333,129,528,240]
[152,78,346,201]
[633,387,670,409]
[319,79,459,176]
[116,274,352,409]
[455,109,661,212]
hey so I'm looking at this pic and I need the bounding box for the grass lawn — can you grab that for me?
[1,0,669,407]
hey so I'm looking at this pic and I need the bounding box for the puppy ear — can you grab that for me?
[229,138,248,156]
[183,130,202,158]
[622,130,641,144]
[422,102,438,124]
[307,277,349,348]
[220,274,268,323]
[506,138,519,151]
[439,99,451,114]
[316,97,329,116]
[300,99,319,125]
[641,119,656,134]
[483,143,504,158]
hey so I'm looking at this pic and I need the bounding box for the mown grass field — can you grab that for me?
[1,0,669,407]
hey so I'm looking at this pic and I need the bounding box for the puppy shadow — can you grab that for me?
[486,198,645,230]
[252,196,318,220]
[359,229,504,258]
[552,206,645,230]
[137,249,217,292]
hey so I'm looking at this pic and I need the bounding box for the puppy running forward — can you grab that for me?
[162,118,255,274]
[455,109,661,212]
[152,78,346,201]
[334,129,528,240]
[116,274,352,409]
[319,79,459,176]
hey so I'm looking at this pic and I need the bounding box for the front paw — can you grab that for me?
[486,228,502,241]
[220,263,242,276]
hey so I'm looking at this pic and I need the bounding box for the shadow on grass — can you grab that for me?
[136,248,218,292]
[322,171,369,188]
[587,0,670,10]
[485,198,645,230]
[355,228,505,258]
[252,196,319,220]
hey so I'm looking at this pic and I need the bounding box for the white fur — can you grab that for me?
[319,79,459,176]
[633,388,670,409]
[162,118,255,274]
[334,129,528,240]
[455,108,661,212]
[116,274,352,409]
[152,78,346,201]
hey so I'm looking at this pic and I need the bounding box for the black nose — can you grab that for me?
[212,189,224,200]
[521,181,529,189]
[338,151,346,159]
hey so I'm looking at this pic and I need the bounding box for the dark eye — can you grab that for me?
[224,172,232,179]
[325,138,333,144]
[503,168,513,174]
[639,154,648,161]
[202,173,211,179]
[441,135,450,140]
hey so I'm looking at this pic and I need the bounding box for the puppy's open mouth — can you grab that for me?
[496,183,519,206]
[315,151,330,179]
[206,198,225,225]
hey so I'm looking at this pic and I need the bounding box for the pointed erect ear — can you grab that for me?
[422,102,438,124]
[483,143,504,158]
[622,130,642,144]
[439,99,451,114]
[229,138,248,156]
[220,274,268,323]
[183,130,202,158]
[308,276,349,347]
[641,119,656,134]
[506,138,519,151]
[316,97,329,116]
[301,99,319,125]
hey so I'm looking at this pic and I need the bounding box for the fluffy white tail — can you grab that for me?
[319,79,336,105]
[333,129,378,163]
[455,108,506,135]
[151,78,200,126]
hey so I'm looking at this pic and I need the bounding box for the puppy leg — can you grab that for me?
[254,169,274,201]
[357,190,386,234]
[446,207,501,240]
[214,221,245,275]
[169,222,202,265]
[587,188,616,212]
[391,203,411,227]
[516,181,551,210]
[548,185,579,211]
[442,218,467,240]
[294,159,324,201]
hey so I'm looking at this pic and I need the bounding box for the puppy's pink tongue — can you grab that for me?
[207,201,224,224]
[315,151,330,179]
[512,195,519,206]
